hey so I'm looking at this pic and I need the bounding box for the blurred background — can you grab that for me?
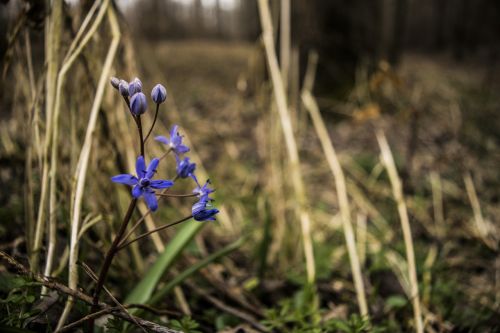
[0,0,499,332]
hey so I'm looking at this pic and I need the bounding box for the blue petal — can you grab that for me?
[111,174,138,186]
[150,179,174,189]
[170,125,178,138]
[155,135,169,145]
[194,208,219,222]
[132,185,143,198]
[190,173,201,187]
[136,156,146,178]
[146,158,160,179]
[192,200,206,216]
[143,190,158,211]
[176,144,190,154]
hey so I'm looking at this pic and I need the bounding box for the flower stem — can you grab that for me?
[159,147,172,161]
[136,116,145,157]
[156,193,197,198]
[117,175,180,248]
[116,215,193,251]
[89,198,137,331]
[143,103,159,143]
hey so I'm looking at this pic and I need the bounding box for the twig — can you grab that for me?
[376,131,423,333]
[0,251,180,333]
[56,307,119,333]
[80,262,146,333]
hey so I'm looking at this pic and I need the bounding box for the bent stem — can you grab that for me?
[143,103,160,143]
[89,198,138,330]
[117,215,193,251]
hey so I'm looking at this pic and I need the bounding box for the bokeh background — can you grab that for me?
[0,0,499,332]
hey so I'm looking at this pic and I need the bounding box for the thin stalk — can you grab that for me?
[258,0,315,283]
[376,131,423,333]
[302,88,369,319]
[144,103,160,143]
[117,215,193,251]
[118,174,178,246]
[156,193,197,198]
[280,0,290,88]
[57,2,118,328]
[89,199,138,327]
[32,0,63,273]
[136,116,145,157]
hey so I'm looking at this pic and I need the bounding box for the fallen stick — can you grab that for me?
[0,251,181,333]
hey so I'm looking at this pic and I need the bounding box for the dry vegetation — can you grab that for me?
[0,1,499,332]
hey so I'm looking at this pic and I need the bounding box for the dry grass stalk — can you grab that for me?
[258,0,316,283]
[300,55,369,318]
[356,213,367,266]
[376,131,423,333]
[280,0,290,88]
[463,171,497,250]
[429,171,444,238]
[32,0,64,273]
[44,0,109,298]
[58,2,120,328]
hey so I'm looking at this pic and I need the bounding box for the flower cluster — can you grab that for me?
[109,76,219,221]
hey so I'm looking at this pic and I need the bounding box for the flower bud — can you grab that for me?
[118,80,129,96]
[130,92,148,115]
[176,156,196,178]
[151,84,167,104]
[128,77,142,96]
[110,77,120,89]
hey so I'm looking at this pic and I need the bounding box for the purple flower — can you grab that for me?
[176,155,196,178]
[130,92,148,115]
[111,156,173,211]
[191,174,215,200]
[155,125,189,154]
[119,80,129,96]
[128,77,142,96]
[151,84,167,104]
[192,196,219,222]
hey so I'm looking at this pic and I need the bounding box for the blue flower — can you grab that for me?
[151,84,167,104]
[176,155,196,178]
[119,80,129,96]
[128,77,142,96]
[111,156,173,211]
[192,196,219,222]
[191,174,215,200]
[155,125,190,154]
[130,92,148,115]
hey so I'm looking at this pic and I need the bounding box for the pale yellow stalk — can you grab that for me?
[301,83,369,317]
[57,2,119,328]
[258,0,315,283]
[376,131,423,333]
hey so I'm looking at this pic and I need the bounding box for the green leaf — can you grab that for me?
[148,236,244,306]
[385,295,408,310]
[125,220,204,305]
